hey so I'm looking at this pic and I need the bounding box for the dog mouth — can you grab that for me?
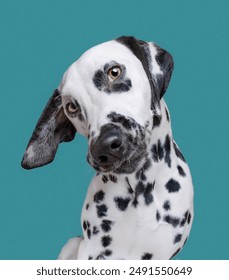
[87,146,147,174]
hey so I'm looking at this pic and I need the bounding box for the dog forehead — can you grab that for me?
[77,40,141,68]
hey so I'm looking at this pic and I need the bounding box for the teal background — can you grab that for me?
[0,0,228,259]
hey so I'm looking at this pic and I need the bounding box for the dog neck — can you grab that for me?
[119,99,174,191]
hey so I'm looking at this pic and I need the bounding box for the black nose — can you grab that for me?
[90,124,123,168]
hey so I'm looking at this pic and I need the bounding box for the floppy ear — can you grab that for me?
[116,36,174,111]
[21,89,76,169]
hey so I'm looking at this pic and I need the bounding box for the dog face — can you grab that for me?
[21,36,174,174]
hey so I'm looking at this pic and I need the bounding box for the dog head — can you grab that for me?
[21,36,173,174]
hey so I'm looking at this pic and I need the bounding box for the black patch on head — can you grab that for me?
[144,182,155,205]
[87,229,91,239]
[156,211,161,222]
[177,165,186,177]
[96,204,108,218]
[141,253,153,260]
[93,70,105,90]
[94,190,105,203]
[173,142,186,162]
[116,36,159,110]
[117,36,174,110]
[114,197,131,211]
[109,174,118,183]
[170,248,181,259]
[163,200,171,211]
[153,115,161,128]
[93,226,99,235]
[93,62,132,94]
[164,215,180,227]
[101,220,113,232]
[102,175,109,183]
[174,234,182,244]
[165,179,181,193]
[101,235,112,247]
[164,135,171,167]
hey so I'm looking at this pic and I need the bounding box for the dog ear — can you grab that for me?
[116,36,174,111]
[21,89,76,169]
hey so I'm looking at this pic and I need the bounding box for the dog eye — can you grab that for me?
[66,102,80,115]
[108,66,122,80]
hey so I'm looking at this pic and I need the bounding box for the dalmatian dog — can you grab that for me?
[21,36,194,260]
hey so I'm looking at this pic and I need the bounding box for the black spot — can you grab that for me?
[96,204,108,218]
[170,248,181,259]
[87,229,91,239]
[163,200,171,211]
[86,203,90,210]
[141,253,153,260]
[165,179,181,193]
[164,215,180,227]
[164,135,171,167]
[132,181,145,207]
[144,182,154,205]
[153,114,161,128]
[101,235,112,247]
[151,144,158,162]
[158,140,164,160]
[135,168,146,181]
[177,165,186,177]
[107,112,137,130]
[111,80,132,93]
[165,107,170,122]
[143,158,152,171]
[93,70,105,90]
[93,226,99,235]
[109,174,118,183]
[126,177,134,194]
[114,197,130,211]
[156,211,161,222]
[174,234,182,244]
[83,221,87,231]
[104,249,112,256]
[180,211,189,227]
[86,221,90,228]
[96,254,105,260]
[102,175,108,183]
[151,140,164,162]
[187,212,192,224]
[88,256,93,260]
[94,190,105,203]
[101,220,113,232]
[173,142,186,162]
